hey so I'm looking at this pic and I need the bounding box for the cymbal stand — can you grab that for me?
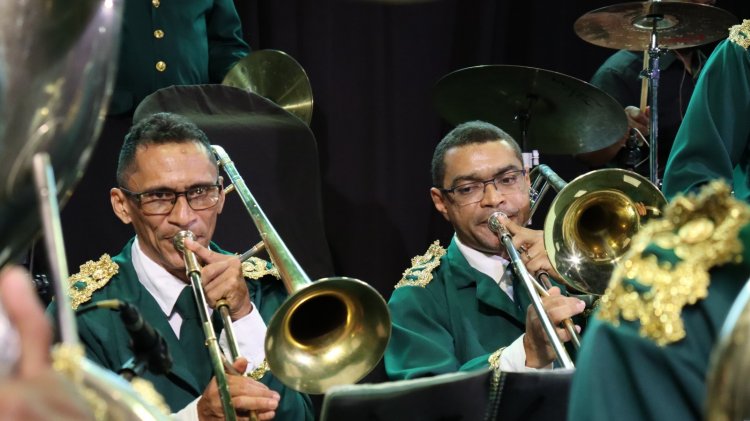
[643,10,663,187]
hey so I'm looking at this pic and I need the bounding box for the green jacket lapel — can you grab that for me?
[112,241,205,395]
[445,240,526,323]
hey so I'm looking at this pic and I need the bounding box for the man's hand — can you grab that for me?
[625,105,649,135]
[0,266,95,421]
[497,213,561,281]
[523,287,585,368]
[197,358,280,421]
[185,238,252,320]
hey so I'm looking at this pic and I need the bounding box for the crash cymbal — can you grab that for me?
[575,1,738,50]
[433,65,628,155]
[222,49,314,125]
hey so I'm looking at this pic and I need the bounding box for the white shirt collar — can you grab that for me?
[131,237,189,317]
[454,235,514,299]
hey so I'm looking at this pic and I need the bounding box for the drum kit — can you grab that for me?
[433,0,738,185]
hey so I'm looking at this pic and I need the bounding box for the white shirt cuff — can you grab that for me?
[219,305,267,373]
[498,334,552,372]
[172,397,200,421]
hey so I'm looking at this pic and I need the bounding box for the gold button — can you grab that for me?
[152,0,160,7]
[155,61,166,72]
[154,29,164,39]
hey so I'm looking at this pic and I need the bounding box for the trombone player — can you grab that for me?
[385,121,586,379]
[49,112,312,420]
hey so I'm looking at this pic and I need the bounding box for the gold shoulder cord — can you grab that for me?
[728,19,750,49]
[241,256,281,280]
[598,181,750,346]
[68,255,119,310]
[395,240,446,288]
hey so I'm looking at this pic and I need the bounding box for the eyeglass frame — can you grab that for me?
[439,169,528,205]
[118,182,224,215]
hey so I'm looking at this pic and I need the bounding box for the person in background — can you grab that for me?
[385,120,585,380]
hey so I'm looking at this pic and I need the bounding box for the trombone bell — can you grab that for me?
[265,277,391,395]
[544,168,666,295]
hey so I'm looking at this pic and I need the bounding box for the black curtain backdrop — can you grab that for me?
[232,0,750,302]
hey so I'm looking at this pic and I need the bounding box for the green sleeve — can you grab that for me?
[206,0,250,82]
[663,39,750,200]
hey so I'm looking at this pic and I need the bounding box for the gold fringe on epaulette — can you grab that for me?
[395,240,446,288]
[729,19,750,49]
[597,180,750,346]
[68,255,119,310]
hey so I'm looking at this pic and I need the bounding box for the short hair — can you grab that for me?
[116,112,216,187]
[431,121,523,187]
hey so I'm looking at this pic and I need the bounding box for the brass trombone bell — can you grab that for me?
[541,167,666,295]
[222,50,314,125]
[265,277,391,394]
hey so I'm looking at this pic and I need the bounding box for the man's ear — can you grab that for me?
[430,187,450,221]
[111,188,132,224]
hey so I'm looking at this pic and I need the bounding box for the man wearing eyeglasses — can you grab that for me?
[385,120,586,379]
[53,112,313,420]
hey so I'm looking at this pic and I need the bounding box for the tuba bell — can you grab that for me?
[0,0,170,419]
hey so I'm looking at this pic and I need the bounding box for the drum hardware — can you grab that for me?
[574,0,739,185]
[433,65,628,155]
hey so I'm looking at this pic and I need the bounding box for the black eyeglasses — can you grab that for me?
[440,169,527,206]
[119,183,223,215]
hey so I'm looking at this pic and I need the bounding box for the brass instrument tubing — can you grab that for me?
[174,232,237,421]
[489,213,575,369]
[535,272,581,350]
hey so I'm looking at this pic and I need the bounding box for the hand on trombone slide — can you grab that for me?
[182,236,253,320]
[494,212,561,281]
[198,356,280,421]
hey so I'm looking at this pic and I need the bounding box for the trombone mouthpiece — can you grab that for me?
[173,230,196,253]
[488,212,508,234]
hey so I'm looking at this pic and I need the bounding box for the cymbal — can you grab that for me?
[222,50,314,125]
[433,65,628,155]
[575,1,738,50]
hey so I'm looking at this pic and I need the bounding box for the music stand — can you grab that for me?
[319,368,573,421]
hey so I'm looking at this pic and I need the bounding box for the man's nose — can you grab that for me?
[480,181,505,206]
[168,195,196,225]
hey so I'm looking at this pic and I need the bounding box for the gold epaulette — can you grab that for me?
[729,19,750,49]
[68,255,119,310]
[598,180,750,346]
[241,256,281,280]
[395,240,446,288]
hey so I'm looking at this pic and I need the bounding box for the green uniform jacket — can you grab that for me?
[110,0,250,115]
[568,187,750,420]
[663,38,750,201]
[49,238,312,420]
[385,239,533,380]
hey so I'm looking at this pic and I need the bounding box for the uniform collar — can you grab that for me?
[131,237,189,317]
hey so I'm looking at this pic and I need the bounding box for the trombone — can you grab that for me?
[532,165,665,296]
[172,231,238,421]
[212,145,391,395]
[490,165,665,367]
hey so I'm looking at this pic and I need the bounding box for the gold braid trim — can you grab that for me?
[395,240,446,288]
[597,181,750,346]
[488,346,507,371]
[241,256,280,280]
[729,19,750,49]
[249,359,270,380]
[68,255,119,310]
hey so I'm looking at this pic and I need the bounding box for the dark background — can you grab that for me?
[230,0,750,301]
